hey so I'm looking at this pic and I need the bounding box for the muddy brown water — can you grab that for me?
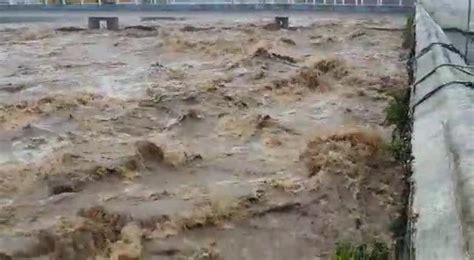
[0,12,408,259]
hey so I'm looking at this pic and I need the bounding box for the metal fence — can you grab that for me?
[2,0,415,6]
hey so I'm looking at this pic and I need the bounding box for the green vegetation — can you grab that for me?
[332,241,390,260]
[385,90,410,133]
[387,134,411,164]
[383,17,416,256]
[385,87,412,165]
[333,12,416,260]
[389,215,407,240]
[402,12,415,49]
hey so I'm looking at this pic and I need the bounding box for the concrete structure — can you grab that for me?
[275,16,288,28]
[0,0,415,13]
[420,0,474,64]
[88,16,119,29]
[0,3,414,12]
[0,0,415,4]
[412,5,474,260]
[444,29,474,64]
[421,0,472,30]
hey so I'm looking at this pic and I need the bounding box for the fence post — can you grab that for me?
[465,0,472,62]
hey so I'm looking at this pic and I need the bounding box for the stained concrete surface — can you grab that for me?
[421,0,473,29]
[420,0,474,64]
[412,6,474,260]
[444,30,474,64]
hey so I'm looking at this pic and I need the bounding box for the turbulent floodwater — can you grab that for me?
[0,12,408,259]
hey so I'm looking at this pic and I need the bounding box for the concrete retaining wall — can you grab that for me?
[412,5,474,260]
[0,3,413,12]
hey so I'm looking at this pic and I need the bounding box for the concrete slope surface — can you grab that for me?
[413,5,474,260]
[420,0,473,30]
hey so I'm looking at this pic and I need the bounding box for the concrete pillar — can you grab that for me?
[98,0,101,5]
[399,0,402,6]
[275,17,289,29]
[44,0,48,5]
[106,18,119,30]
[89,17,119,30]
[61,0,65,5]
[80,0,83,4]
[361,0,363,5]
[323,0,326,4]
[342,0,344,5]
[89,17,100,29]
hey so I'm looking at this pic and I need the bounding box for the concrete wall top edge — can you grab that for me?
[0,4,414,12]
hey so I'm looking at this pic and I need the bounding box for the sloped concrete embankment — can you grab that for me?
[412,5,474,260]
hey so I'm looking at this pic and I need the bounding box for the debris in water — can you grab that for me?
[141,16,186,21]
[300,127,384,177]
[255,114,274,129]
[280,37,296,45]
[56,27,86,32]
[251,47,296,64]
[166,109,203,129]
[313,58,349,79]
[135,141,165,164]
[349,30,367,39]
[181,25,214,32]
[46,175,81,196]
[109,223,143,260]
[292,66,322,89]
[124,25,158,31]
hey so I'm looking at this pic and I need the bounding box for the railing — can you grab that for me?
[3,0,415,6]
